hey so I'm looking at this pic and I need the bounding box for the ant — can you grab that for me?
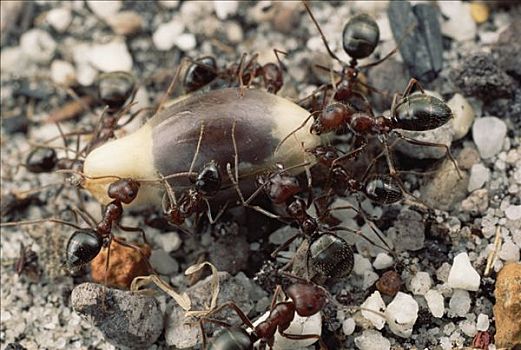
[201,282,328,349]
[183,50,286,94]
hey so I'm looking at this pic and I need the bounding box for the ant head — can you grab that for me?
[25,147,58,173]
[311,103,354,135]
[286,283,327,317]
[98,71,136,112]
[342,13,380,60]
[195,161,221,196]
[364,175,402,204]
[183,56,218,93]
[108,178,140,204]
[286,198,307,219]
[66,229,102,268]
[308,232,354,279]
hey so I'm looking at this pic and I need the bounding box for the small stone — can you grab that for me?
[213,0,239,20]
[46,7,72,33]
[409,271,432,296]
[175,33,196,51]
[159,0,179,9]
[447,93,475,141]
[468,163,490,192]
[361,291,386,330]
[476,313,489,331]
[354,330,391,350]
[50,60,76,86]
[91,242,151,289]
[449,289,471,317]
[342,317,356,336]
[154,231,182,253]
[493,263,521,348]
[76,63,98,86]
[505,205,521,221]
[498,240,520,262]
[152,20,185,51]
[107,11,143,36]
[493,21,521,81]
[425,289,445,318]
[472,117,507,159]
[269,225,299,245]
[438,1,476,41]
[225,21,243,44]
[461,188,489,215]
[72,282,163,349]
[384,292,419,338]
[376,270,402,297]
[470,2,490,24]
[353,254,373,276]
[373,253,394,270]
[87,0,122,19]
[20,29,56,64]
[149,249,178,275]
[87,39,133,72]
[387,209,425,252]
[395,122,454,160]
[457,147,480,170]
[460,319,477,337]
[447,252,481,291]
[363,271,380,290]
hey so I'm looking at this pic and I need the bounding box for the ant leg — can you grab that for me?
[270,285,284,310]
[280,332,324,348]
[393,131,462,178]
[204,302,256,330]
[402,78,424,97]
[273,48,288,71]
[116,223,148,245]
[197,317,233,349]
[203,198,228,225]
[156,57,191,113]
[349,91,375,116]
[331,140,368,168]
[189,122,205,174]
[270,233,303,259]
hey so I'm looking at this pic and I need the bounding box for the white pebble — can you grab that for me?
[361,291,386,330]
[213,0,239,20]
[384,292,419,338]
[46,7,72,33]
[472,117,507,159]
[354,330,390,350]
[459,319,477,337]
[373,253,394,270]
[425,289,445,318]
[107,11,144,36]
[505,205,521,221]
[468,163,490,192]
[476,313,489,331]
[342,317,356,336]
[498,239,520,262]
[20,29,56,64]
[51,60,76,86]
[159,0,179,9]
[353,254,373,276]
[175,33,196,51]
[87,39,133,72]
[87,0,122,19]
[152,20,185,51]
[409,271,432,296]
[363,271,380,290]
[448,289,471,317]
[149,249,178,275]
[76,63,98,86]
[438,1,476,42]
[447,252,481,291]
[154,232,182,253]
[448,93,475,140]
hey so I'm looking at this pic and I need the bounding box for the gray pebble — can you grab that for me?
[71,282,163,349]
[387,209,425,252]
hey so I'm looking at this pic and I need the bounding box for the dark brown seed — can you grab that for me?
[376,270,402,296]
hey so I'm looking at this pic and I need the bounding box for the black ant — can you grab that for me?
[183,50,286,94]
[201,282,328,349]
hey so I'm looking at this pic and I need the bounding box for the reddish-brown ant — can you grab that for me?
[201,282,327,349]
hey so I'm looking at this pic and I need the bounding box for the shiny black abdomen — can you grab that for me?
[393,94,452,131]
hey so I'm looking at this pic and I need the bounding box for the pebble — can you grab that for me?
[225,21,243,44]
[387,209,425,252]
[468,163,490,192]
[86,0,122,19]
[46,7,72,33]
[373,253,394,270]
[447,93,475,141]
[154,231,182,253]
[448,289,471,317]
[451,52,514,101]
[438,1,477,41]
[159,0,179,9]
[175,33,197,51]
[472,117,507,159]
[493,262,521,348]
[269,225,299,245]
[425,289,445,318]
[376,270,402,296]
[165,272,255,348]
[353,254,373,276]
[87,39,133,72]
[149,249,178,275]
[76,63,98,86]
[447,252,481,291]
[470,2,490,24]
[107,11,144,36]
[152,20,185,51]
[459,319,477,337]
[461,188,489,215]
[71,282,163,349]
[342,317,356,336]
[493,21,521,81]
[208,234,249,275]
[360,291,386,330]
[354,330,391,350]
[20,29,57,64]
[213,0,239,20]
[50,60,76,86]
[395,122,454,160]
[476,313,489,331]
[505,205,521,221]
[384,292,419,338]
[498,239,520,262]
[363,270,380,290]
[409,271,432,296]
